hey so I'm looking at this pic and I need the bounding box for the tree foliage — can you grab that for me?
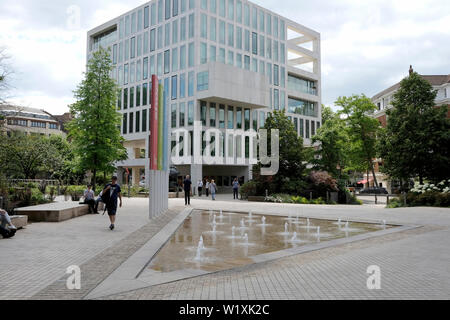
[312,106,350,179]
[336,94,381,186]
[67,47,127,190]
[252,110,307,195]
[0,133,64,179]
[378,72,450,184]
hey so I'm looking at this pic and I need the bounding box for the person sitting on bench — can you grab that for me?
[0,209,17,239]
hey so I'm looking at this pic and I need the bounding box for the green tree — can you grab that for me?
[312,106,350,179]
[252,110,307,195]
[378,72,450,184]
[0,133,62,179]
[337,94,381,187]
[67,48,127,191]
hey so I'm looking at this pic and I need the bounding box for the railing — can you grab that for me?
[7,179,60,186]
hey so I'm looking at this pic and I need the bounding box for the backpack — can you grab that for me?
[0,225,16,239]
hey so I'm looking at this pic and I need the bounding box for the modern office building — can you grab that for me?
[87,0,322,188]
[0,105,66,137]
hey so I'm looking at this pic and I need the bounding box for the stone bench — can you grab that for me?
[11,215,28,229]
[15,202,89,222]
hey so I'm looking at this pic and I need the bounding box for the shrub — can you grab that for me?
[386,198,403,208]
[239,181,258,199]
[406,191,450,207]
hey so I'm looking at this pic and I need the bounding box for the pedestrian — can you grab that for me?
[205,179,210,197]
[232,178,240,200]
[183,175,192,205]
[210,179,217,201]
[0,208,17,239]
[197,180,203,197]
[102,176,122,231]
[83,184,96,214]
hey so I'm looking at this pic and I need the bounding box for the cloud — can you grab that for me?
[1,0,450,114]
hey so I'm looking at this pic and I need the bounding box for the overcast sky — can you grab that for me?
[1,0,449,115]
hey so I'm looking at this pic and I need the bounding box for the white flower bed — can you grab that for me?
[410,180,450,194]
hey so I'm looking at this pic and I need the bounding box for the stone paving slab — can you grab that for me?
[98,224,449,300]
[31,207,183,300]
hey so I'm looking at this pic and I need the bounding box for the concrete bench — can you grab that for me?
[10,215,28,229]
[15,202,89,222]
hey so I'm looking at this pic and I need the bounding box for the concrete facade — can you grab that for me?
[87,0,322,190]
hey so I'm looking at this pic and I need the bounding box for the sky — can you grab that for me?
[0,0,449,115]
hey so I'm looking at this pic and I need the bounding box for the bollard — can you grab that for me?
[387,195,390,205]
[310,192,313,201]
[403,192,407,206]
[375,194,377,205]
[265,189,268,198]
[326,191,330,203]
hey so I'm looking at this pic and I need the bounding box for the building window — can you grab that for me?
[171,75,178,100]
[200,101,207,126]
[136,85,141,107]
[188,101,194,125]
[188,42,194,67]
[173,0,179,16]
[252,110,257,130]
[228,0,234,20]
[123,113,128,134]
[179,102,185,127]
[143,83,148,105]
[144,6,149,28]
[228,23,234,47]
[287,74,317,95]
[201,14,208,39]
[299,118,304,137]
[244,29,250,51]
[180,17,186,41]
[210,103,216,127]
[227,106,234,129]
[129,112,134,133]
[172,47,178,71]
[219,104,225,128]
[244,55,250,70]
[130,87,135,108]
[142,109,147,132]
[180,73,186,98]
[164,50,170,74]
[288,98,317,117]
[305,120,310,139]
[189,13,195,38]
[219,20,226,44]
[197,71,209,91]
[188,71,194,96]
[252,32,257,55]
[136,111,140,133]
[244,108,250,131]
[165,0,171,20]
[200,42,207,64]
[236,107,242,129]
[210,45,216,62]
[171,104,177,128]
[124,88,128,109]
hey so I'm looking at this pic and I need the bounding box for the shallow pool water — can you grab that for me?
[148,210,391,273]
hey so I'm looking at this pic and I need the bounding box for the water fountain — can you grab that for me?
[240,218,245,228]
[291,232,298,242]
[194,236,205,261]
[261,216,266,225]
[243,233,249,245]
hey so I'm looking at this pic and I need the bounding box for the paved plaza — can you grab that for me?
[1,195,449,300]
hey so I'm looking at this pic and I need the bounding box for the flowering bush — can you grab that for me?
[410,180,450,194]
[309,171,338,191]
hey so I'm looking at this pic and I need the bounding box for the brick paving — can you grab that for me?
[1,195,449,300]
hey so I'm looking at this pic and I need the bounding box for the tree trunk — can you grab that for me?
[370,162,379,188]
[419,175,423,185]
[92,169,97,193]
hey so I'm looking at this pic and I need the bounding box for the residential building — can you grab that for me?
[0,105,66,137]
[87,0,322,188]
[369,69,450,192]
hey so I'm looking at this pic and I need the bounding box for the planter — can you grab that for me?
[248,196,266,202]
[71,195,81,202]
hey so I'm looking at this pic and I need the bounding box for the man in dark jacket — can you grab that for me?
[183,175,192,206]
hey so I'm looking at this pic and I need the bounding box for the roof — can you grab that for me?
[372,74,450,100]
[0,104,58,122]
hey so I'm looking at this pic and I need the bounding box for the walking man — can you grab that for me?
[210,179,217,201]
[102,176,122,231]
[232,178,240,200]
[205,179,210,197]
[197,180,203,197]
[183,175,192,205]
